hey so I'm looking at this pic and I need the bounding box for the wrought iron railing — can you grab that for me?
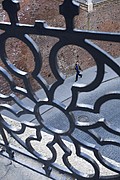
[0,0,120,179]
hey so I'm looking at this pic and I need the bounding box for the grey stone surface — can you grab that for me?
[0,156,50,180]
[0,57,120,179]
[76,0,109,5]
[2,58,120,122]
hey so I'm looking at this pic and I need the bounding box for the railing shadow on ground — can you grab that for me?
[0,0,120,179]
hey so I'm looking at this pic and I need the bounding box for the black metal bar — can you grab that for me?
[0,0,120,179]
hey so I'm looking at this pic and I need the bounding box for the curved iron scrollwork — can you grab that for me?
[0,0,120,179]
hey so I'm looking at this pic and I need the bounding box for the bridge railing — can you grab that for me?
[0,0,120,179]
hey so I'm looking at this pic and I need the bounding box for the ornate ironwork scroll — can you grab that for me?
[0,0,120,179]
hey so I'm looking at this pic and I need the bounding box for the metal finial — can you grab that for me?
[59,0,80,30]
[2,0,20,25]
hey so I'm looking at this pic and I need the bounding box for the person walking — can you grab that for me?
[75,61,82,82]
